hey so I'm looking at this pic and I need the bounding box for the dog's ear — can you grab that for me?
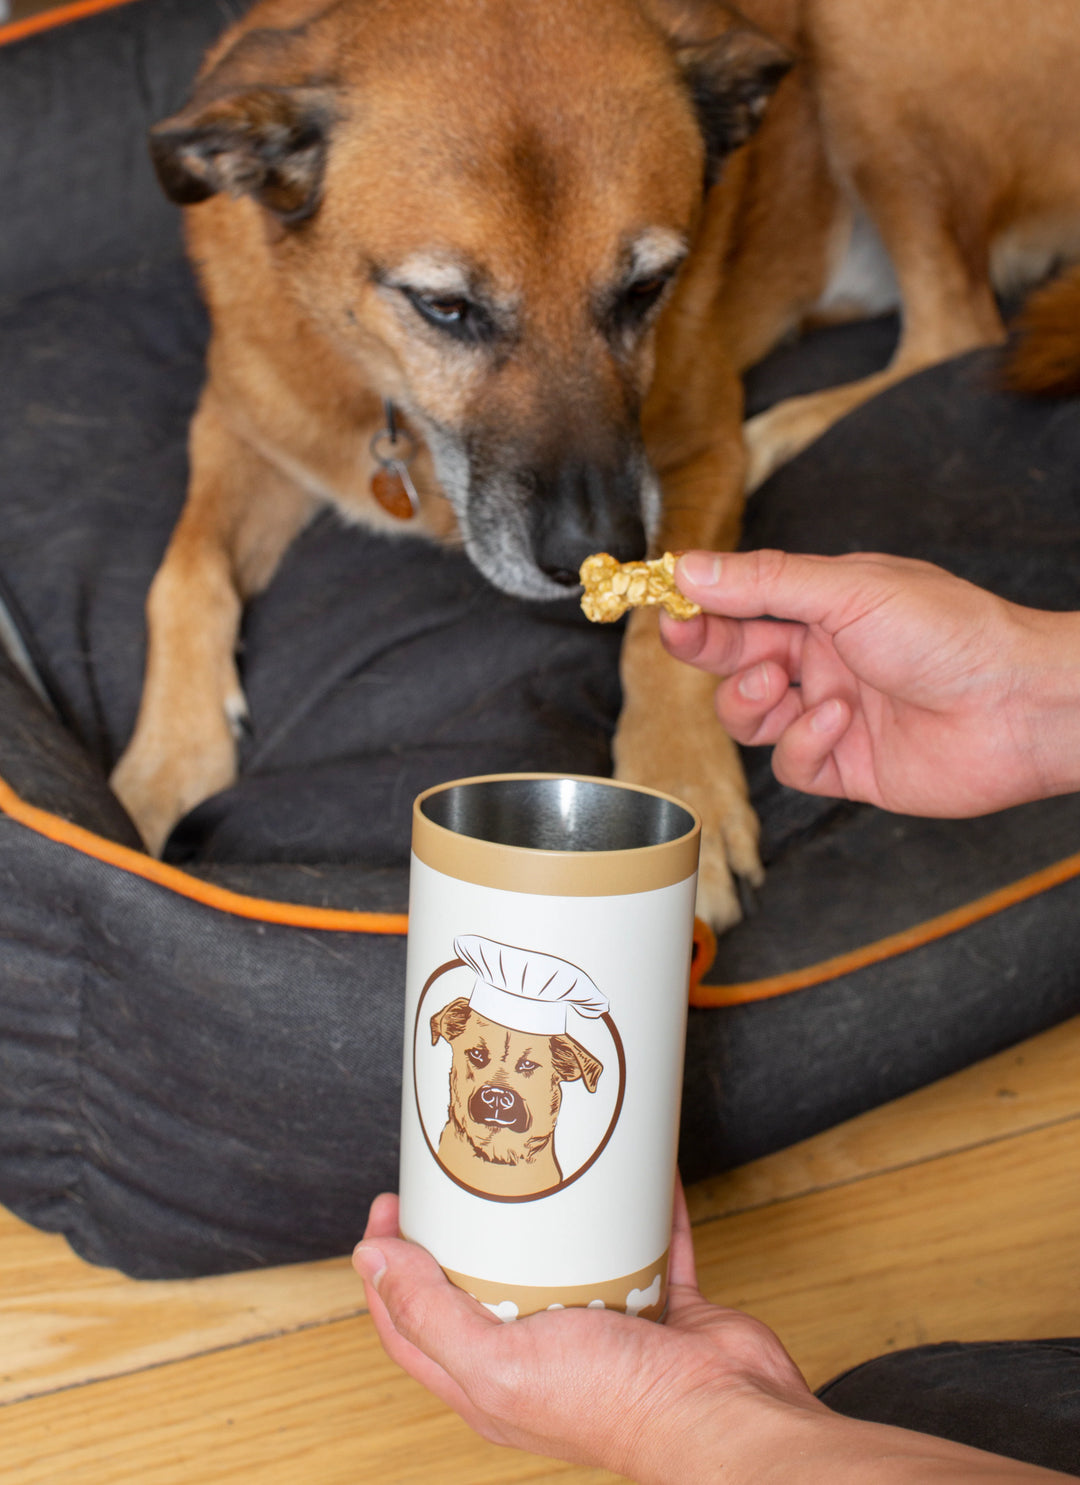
[150,85,333,223]
[678,24,794,183]
[150,28,337,223]
[652,3,794,185]
[430,998,474,1047]
[550,1034,604,1094]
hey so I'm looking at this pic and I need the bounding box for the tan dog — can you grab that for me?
[111,0,1080,930]
[430,999,603,1198]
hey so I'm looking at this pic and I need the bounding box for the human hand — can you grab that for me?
[660,549,1080,817]
[353,1178,816,1483]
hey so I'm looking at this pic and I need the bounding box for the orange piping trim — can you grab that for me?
[2,766,1075,999]
[689,916,717,995]
[0,774,408,935]
[691,847,1080,1007]
[0,0,141,48]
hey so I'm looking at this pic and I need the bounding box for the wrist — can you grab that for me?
[617,1375,826,1485]
[633,1391,1065,1484]
[1006,605,1080,802]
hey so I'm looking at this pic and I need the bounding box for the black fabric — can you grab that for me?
[681,336,1080,1177]
[0,657,408,1273]
[819,1339,1080,1477]
[0,0,239,304]
[0,0,1079,1293]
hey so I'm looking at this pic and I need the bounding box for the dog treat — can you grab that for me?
[579,551,701,622]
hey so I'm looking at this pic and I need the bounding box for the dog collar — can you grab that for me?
[370,399,420,520]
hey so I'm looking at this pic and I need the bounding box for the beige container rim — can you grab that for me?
[412,773,701,896]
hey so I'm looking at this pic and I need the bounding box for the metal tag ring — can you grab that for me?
[370,424,418,467]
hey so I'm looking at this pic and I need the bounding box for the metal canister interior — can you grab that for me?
[420,775,695,854]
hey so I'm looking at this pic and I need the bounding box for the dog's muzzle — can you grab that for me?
[469,1083,531,1133]
[529,455,649,588]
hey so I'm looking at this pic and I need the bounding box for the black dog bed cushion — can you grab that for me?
[1,0,1079,1280]
[819,1339,1080,1477]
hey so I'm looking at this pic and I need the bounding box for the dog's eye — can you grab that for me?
[404,288,492,342]
[419,295,468,325]
[515,1056,539,1075]
[605,272,675,338]
[621,275,670,318]
[466,1046,490,1068]
[628,275,667,302]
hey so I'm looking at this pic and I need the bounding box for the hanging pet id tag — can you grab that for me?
[370,402,420,520]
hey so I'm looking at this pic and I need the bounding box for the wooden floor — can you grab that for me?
[2,1014,1079,1483]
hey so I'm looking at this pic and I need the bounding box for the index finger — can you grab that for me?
[660,607,805,680]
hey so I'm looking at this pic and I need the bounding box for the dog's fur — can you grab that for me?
[430,999,603,1198]
[111,0,1080,929]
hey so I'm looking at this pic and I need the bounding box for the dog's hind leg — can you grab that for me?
[743,176,1006,492]
[110,392,315,855]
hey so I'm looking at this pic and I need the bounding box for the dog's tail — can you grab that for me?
[1004,263,1080,397]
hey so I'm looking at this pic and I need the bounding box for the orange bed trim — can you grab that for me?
[0,0,141,49]
[690,848,1080,1007]
[0,774,409,935]
[2,770,1077,1004]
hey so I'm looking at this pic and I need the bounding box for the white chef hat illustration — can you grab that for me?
[453,934,608,1037]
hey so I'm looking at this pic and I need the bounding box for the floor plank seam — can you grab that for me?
[689,1107,1080,1227]
[0,1308,370,1411]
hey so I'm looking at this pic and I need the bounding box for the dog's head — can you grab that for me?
[431,998,603,1165]
[151,0,791,598]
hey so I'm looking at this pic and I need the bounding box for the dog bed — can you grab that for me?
[1,0,1079,1279]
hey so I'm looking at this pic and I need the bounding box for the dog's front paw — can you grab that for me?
[613,636,762,932]
[616,753,762,933]
[680,762,764,933]
[110,684,245,856]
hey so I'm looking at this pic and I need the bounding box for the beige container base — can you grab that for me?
[440,1251,670,1322]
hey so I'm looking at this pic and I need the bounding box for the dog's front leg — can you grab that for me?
[110,393,315,855]
[615,412,762,931]
[616,608,762,931]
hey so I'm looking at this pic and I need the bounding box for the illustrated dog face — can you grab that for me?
[431,998,603,1173]
[148,0,790,600]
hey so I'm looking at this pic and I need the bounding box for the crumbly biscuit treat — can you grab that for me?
[579,551,702,623]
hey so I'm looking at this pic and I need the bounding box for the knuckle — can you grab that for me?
[750,547,789,589]
[387,1284,432,1343]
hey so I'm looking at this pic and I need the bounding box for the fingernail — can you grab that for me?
[810,698,843,733]
[738,664,769,702]
[353,1243,387,1289]
[676,551,722,588]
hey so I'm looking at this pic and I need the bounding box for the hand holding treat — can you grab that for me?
[580,552,702,622]
[662,548,1080,817]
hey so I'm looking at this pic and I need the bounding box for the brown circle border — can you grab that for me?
[413,958,627,1204]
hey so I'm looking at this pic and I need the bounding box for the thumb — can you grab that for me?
[676,549,873,629]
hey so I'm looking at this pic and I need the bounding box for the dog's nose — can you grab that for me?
[532,459,648,587]
[469,1083,530,1132]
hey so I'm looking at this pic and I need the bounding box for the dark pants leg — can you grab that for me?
[818,1339,1080,1477]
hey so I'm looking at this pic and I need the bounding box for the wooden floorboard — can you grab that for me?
[693,1115,1080,1390]
[0,1231,362,1406]
[687,1013,1080,1221]
[0,1318,623,1485]
[2,1015,1078,1482]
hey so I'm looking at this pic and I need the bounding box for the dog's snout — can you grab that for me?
[533,459,648,587]
[469,1083,530,1132]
